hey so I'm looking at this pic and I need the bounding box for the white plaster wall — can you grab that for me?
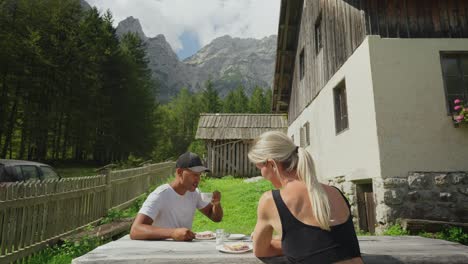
[288,37,382,182]
[368,36,468,178]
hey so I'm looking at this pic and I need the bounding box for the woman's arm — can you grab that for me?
[253,192,283,257]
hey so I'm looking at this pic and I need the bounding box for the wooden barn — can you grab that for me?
[195,113,288,177]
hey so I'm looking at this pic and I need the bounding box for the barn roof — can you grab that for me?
[196,113,288,140]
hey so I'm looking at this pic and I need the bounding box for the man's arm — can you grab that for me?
[252,192,283,258]
[130,213,195,241]
[199,191,223,222]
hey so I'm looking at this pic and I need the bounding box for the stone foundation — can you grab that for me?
[377,172,468,227]
[329,172,468,234]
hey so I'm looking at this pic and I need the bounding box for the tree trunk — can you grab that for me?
[61,115,70,159]
[54,111,63,160]
[1,99,18,158]
[19,122,27,159]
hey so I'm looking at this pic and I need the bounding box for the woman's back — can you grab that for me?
[271,181,362,264]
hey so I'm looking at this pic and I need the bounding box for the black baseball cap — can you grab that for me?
[176,152,210,173]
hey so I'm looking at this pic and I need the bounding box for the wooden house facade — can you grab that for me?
[195,114,287,177]
[275,0,468,119]
[274,0,468,233]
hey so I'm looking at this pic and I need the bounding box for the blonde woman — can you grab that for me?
[249,131,363,264]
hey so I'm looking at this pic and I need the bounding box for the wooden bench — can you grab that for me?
[400,218,468,234]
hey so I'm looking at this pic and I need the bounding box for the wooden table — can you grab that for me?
[72,235,468,264]
[72,235,285,264]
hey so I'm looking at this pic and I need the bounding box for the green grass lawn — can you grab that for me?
[55,166,98,178]
[192,176,273,234]
[27,176,272,264]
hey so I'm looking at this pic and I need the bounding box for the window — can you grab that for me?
[441,53,468,113]
[304,122,310,146]
[40,166,59,180]
[315,13,323,54]
[300,122,310,147]
[0,164,4,181]
[300,126,305,147]
[334,80,348,134]
[19,165,40,181]
[299,48,305,80]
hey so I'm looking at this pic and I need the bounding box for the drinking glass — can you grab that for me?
[216,229,224,246]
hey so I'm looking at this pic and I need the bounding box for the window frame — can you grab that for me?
[440,52,468,114]
[333,80,349,134]
[315,13,323,55]
[299,122,311,147]
[18,165,41,181]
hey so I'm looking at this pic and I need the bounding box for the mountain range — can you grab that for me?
[115,17,277,102]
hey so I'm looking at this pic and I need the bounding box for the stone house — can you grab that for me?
[273,0,468,233]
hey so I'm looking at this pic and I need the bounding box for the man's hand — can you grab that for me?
[211,191,221,205]
[171,228,195,241]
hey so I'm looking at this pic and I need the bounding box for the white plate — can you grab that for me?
[195,231,216,240]
[227,234,245,240]
[216,243,253,254]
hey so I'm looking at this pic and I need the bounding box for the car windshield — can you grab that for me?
[40,166,59,180]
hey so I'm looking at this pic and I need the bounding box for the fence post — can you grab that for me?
[105,169,112,212]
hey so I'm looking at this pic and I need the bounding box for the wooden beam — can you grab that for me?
[275,0,291,112]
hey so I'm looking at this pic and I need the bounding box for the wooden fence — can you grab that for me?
[0,161,175,263]
[206,140,259,177]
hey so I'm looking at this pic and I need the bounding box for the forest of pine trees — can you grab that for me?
[153,81,272,161]
[0,0,273,164]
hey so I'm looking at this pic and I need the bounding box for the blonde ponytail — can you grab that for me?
[248,131,331,230]
[296,147,331,230]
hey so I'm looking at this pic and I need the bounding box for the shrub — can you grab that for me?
[383,224,409,236]
[453,99,468,124]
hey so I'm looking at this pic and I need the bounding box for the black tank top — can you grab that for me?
[272,187,361,264]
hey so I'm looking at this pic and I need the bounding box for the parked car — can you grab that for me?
[0,159,61,182]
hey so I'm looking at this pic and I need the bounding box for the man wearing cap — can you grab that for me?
[130,152,223,241]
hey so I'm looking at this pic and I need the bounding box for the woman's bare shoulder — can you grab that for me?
[322,184,350,223]
[258,190,275,208]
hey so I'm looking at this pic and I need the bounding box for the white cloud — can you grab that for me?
[85,0,281,51]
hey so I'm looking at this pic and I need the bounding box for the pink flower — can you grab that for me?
[454,105,462,111]
[456,115,464,121]
[454,99,462,104]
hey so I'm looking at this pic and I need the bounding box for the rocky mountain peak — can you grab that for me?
[79,0,91,11]
[115,16,277,102]
[116,16,147,41]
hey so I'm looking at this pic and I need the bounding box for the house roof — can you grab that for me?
[195,113,288,140]
[272,0,304,113]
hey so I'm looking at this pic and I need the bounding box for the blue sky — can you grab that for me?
[86,0,281,60]
[177,31,200,60]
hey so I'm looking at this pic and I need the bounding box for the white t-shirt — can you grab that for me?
[138,184,210,229]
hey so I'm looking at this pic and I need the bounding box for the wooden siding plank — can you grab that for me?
[458,0,468,36]
[431,0,442,37]
[440,0,451,37]
[448,0,461,37]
